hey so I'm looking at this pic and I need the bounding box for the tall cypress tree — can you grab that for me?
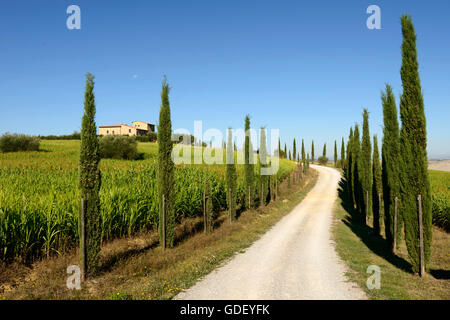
[278,137,281,158]
[79,73,101,276]
[382,84,402,252]
[346,127,354,204]
[372,135,382,235]
[158,77,175,247]
[399,15,432,273]
[323,143,326,157]
[334,140,338,167]
[293,138,296,161]
[301,139,306,173]
[226,128,237,220]
[311,140,315,164]
[288,150,291,160]
[361,109,372,224]
[244,114,254,209]
[341,137,345,169]
[259,127,268,205]
[284,143,287,159]
[353,124,362,213]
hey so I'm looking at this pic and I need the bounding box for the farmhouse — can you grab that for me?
[99,121,155,136]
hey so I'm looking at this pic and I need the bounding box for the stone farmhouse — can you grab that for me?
[99,121,155,136]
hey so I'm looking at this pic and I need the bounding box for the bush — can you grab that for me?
[39,131,80,140]
[135,132,157,143]
[318,156,328,165]
[0,133,40,152]
[99,135,138,160]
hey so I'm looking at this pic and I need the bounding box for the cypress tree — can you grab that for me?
[79,73,101,276]
[346,127,354,204]
[288,150,291,160]
[382,84,402,251]
[334,140,338,167]
[244,114,254,209]
[284,143,287,159]
[278,137,281,158]
[341,137,345,169]
[259,127,268,206]
[157,77,175,247]
[293,138,296,161]
[399,15,432,273]
[306,153,310,170]
[311,140,315,164]
[353,124,362,213]
[372,135,382,235]
[301,139,306,173]
[323,143,326,157]
[226,128,237,220]
[361,109,372,224]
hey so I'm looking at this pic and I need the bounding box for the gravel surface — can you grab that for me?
[175,165,367,300]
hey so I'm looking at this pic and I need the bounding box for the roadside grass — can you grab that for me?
[1,169,318,300]
[333,178,450,300]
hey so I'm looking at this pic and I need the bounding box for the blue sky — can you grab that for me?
[0,0,449,158]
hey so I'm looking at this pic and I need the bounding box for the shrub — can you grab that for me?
[40,131,80,140]
[0,133,40,152]
[135,132,157,143]
[318,156,328,165]
[99,135,138,160]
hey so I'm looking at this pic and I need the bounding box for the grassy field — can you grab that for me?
[0,166,317,300]
[0,140,296,263]
[333,169,450,299]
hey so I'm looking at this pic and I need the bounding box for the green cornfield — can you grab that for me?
[0,140,296,262]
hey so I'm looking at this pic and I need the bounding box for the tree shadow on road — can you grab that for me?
[337,178,413,274]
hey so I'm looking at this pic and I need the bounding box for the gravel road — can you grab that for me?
[175,165,367,300]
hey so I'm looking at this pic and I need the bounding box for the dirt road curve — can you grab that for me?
[175,165,366,300]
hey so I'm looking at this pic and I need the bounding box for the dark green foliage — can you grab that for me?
[0,133,40,152]
[99,135,139,160]
[318,156,328,165]
[334,140,338,167]
[306,153,310,170]
[284,143,287,159]
[226,128,237,220]
[259,127,269,206]
[39,131,80,140]
[157,77,175,247]
[79,73,102,275]
[361,109,372,223]
[301,139,306,173]
[288,150,291,160]
[323,143,326,157]
[353,124,362,214]
[381,84,402,251]
[293,138,296,161]
[135,132,157,142]
[372,135,382,235]
[399,15,432,272]
[311,140,315,164]
[346,128,354,204]
[341,137,345,169]
[244,114,254,209]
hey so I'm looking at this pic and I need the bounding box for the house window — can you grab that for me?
[112,130,115,134]
[129,129,131,133]
[107,130,109,134]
